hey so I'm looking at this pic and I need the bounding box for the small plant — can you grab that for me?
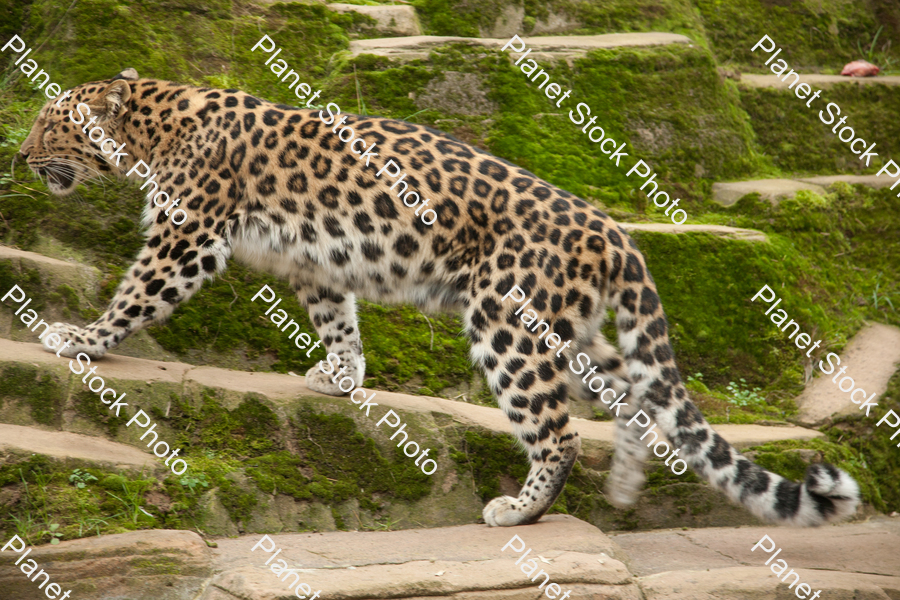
[871,273,896,312]
[685,372,709,394]
[354,65,368,116]
[42,523,63,545]
[858,26,894,70]
[69,469,98,489]
[726,379,766,408]
[10,511,36,545]
[180,473,210,495]
[105,482,152,525]
[75,514,109,538]
[372,516,401,531]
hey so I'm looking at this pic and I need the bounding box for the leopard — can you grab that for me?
[19,68,860,528]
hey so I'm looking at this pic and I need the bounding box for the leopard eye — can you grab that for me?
[45,121,57,133]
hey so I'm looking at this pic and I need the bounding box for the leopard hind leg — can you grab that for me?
[570,330,650,508]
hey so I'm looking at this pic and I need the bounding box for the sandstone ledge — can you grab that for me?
[639,566,900,600]
[0,530,212,600]
[0,337,824,455]
[349,33,692,61]
[5,517,900,600]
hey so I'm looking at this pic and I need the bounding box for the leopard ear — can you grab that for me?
[90,79,132,122]
[111,68,139,81]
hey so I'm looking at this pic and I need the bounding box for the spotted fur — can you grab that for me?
[20,70,860,527]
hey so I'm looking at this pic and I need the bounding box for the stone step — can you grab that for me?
[740,73,900,89]
[640,567,900,600]
[0,423,153,468]
[795,322,900,427]
[204,514,634,600]
[616,517,900,599]
[349,33,692,61]
[4,514,898,600]
[0,516,639,600]
[327,3,422,37]
[619,222,767,242]
[0,530,212,600]
[0,337,824,455]
[0,244,96,276]
[712,175,892,206]
[611,516,900,577]
[0,244,99,340]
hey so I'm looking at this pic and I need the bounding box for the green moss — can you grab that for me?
[223,3,353,102]
[331,507,346,531]
[557,0,704,39]
[16,0,223,88]
[411,0,503,36]
[633,183,900,398]
[0,263,48,315]
[146,264,317,370]
[0,364,64,426]
[217,477,258,525]
[632,232,821,391]
[153,391,283,458]
[0,174,145,265]
[0,454,55,487]
[450,429,528,501]
[357,302,472,394]
[741,84,900,175]
[47,284,80,320]
[72,389,129,437]
[244,409,431,509]
[694,0,900,70]
[412,0,704,39]
[341,43,762,215]
[821,367,900,512]
[129,557,182,575]
[145,262,475,394]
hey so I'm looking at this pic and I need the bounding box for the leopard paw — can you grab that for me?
[39,322,105,359]
[304,353,365,396]
[483,495,529,527]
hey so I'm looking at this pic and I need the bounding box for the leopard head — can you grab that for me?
[20,68,138,195]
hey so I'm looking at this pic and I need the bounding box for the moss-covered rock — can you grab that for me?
[0,365,476,541]
[0,364,65,427]
[413,0,705,39]
[740,83,900,176]
[337,42,762,215]
[694,0,900,71]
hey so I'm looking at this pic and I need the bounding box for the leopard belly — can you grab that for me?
[229,216,465,313]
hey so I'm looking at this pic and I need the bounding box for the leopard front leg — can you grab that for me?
[296,283,365,396]
[41,228,231,358]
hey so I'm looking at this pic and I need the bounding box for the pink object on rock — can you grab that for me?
[841,60,880,77]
